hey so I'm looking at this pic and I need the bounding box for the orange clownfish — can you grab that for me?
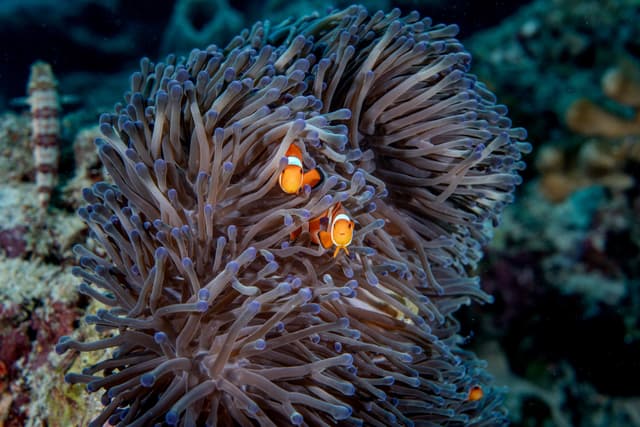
[279,144,323,194]
[291,202,354,257]
[466,385,483,402]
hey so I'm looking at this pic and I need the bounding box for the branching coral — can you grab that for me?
[56,6,529,426]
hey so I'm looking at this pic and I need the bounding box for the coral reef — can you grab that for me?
[8,1,639,426]
[460,1,640,425]
[0,185,85,261]
[0,259,91,426]
[0,178,91,426]
[61,125,108,210]
[566,58,640,138]
[0,113,33,183]
[161,0,244,55]
[0,85,92,426]
[466,0,640,141]
[535,138,636,202]
[20,299,107,427]
[56,5,528,426]
[538,57,640,201]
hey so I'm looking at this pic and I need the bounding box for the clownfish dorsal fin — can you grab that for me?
[285,143,303,160]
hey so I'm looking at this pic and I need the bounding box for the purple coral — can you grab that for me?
[56,6,528,426]
[0,226,28,258]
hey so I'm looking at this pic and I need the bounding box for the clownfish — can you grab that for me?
[278,144,323,194]
[291,202,355,257]
[466,385,483,402]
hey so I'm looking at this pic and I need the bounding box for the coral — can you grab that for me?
[21,300,108,427]
[0,298,78,426]
[465,0,640,141]
[0,226,28,259]
[0,297,105,427]
[161,0,244,55]
[0,167,87,427]
[476,166,640,426]
[237,0,390,35]
[61,125,108,210]
[488,183,631,306]
[0,113,33,183]
[565,99,640,138]
[537,58,640,202]
[0,257,78,306]
[566,58,640,137]
[603,59,640,109]
[535,139,636,202]
[478,341,572,427]
[57,6,528,426]
[0,185,86,261]
[478,332,640,427]
[71,126,104,178]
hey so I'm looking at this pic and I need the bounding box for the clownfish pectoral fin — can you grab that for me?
[318,230,333,249]
[302,167,324,189]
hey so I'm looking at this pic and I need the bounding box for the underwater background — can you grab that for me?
[0,0,638,426]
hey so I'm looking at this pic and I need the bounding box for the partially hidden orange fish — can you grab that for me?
[279,144,323,194]
[291,202,354,257]
[466,385,483,402]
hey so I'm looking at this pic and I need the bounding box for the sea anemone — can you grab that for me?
[56,6,529,426]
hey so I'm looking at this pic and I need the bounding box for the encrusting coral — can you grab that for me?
[62,125,110,210]
[566,58,640,138]
[538,57,640,202]
[536,139,637,202]
[56,6,529,426]
[0,113,33,183]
